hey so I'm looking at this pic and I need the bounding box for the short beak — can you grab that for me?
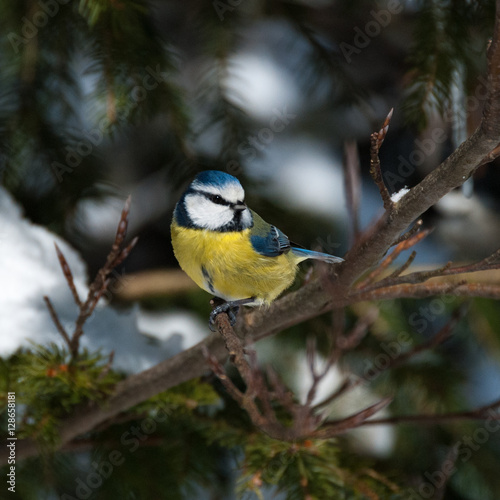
[233,203,247,212]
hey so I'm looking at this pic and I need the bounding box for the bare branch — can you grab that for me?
[212,310,253,383]
[364,261,452,292]
[41,196,137,365]
[43,296,71,348]
[361,247,500,293]
[356,228,431,289]
[208,310,389,441]
[391,219,424,247]
[335,307,378,352]
[360,397,500,426]
[439,247,500,275]
[54,243,82,307]
[314,397,393,438]
[68,197,137,359]
[208,312,322,440]
[369,108,394,212]
[387,251,417,279]
[335,11,500,291]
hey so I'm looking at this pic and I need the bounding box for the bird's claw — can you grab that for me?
[209,302,240,332]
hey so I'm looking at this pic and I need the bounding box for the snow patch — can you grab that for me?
[390,187,410,203]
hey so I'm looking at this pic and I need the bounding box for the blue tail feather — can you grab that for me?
[291,247,344,264]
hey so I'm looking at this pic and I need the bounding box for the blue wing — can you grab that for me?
[251,224,291,257]
[249,210,291,257]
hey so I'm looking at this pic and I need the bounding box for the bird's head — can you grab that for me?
[175,170,253,231]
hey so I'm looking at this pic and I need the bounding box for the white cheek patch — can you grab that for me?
[240,209,253,228]
[185,194,233,230]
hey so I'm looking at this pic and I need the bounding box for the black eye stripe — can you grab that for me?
[198,190,246,208]
[203,192,229,205]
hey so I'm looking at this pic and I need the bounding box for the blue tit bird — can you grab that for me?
[170,170,344,330]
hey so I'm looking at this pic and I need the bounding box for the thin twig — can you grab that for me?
[364,261,452,292]
[361,247,500,293]
[336,307,379,352]
[387,251,417,279]
[43,296,71,348]
[313,397,393,438]
[209,310,388,440]
[352,280,476,302]
[44,197,137,361]
[369,108,394,212]
[439,247,500,275]
[359,397,500,426]
[54,243,82,307]
[69,197,137,359]
[356,229,431,289]
[312,378,356,412]
[213,312,253,383]
[391,219,424,247]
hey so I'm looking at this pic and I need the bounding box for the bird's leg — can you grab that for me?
[209,297,255,332]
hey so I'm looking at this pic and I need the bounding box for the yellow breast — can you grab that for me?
[171,223,299,304]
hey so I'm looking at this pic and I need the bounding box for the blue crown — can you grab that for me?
[193,170,240,188]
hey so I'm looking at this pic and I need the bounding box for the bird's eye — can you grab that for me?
[209,194,224,205]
